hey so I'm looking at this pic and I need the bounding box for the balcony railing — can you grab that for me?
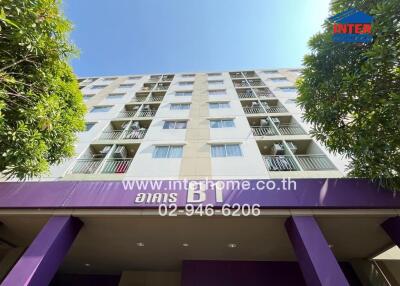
[137,110,157,117]
[117,110,137,118]
[296,155,336,171]
[263,155,299,171]
[248,80,265,87]
[101,158,132,174]
[238,92,256,99]
[278,124,306,135]
[251,126,278,136]
[71,158,102,174]
[264,106,288,113]
[123,129,147,139]
[243,72,257,78]
[233,81,249,88]
[254,88,275,98]
[147,95,164,102]
[131,97,147,102]
[243,106,265,114]
[154,85,169,91]
[230,73,244,79]
[98,129,147,140]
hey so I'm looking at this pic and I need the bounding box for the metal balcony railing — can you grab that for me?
[137,110,157,117]
[243,72,257,78]
[117,110,137,118]
[161,76,173,82]
[71,158,103,174]
[147,95,164,102]
[238,92,256,99]
[131,97,147,102]
[154,85,169,91]
[263,155,299,171]
[278,124,307,135]
[254,88,274,98]
[123,129,147,139]
[101,158,132,174]
[296,155,336,171]
[233,81,249,88]
[243,106,265,114]
[248,80,265,87]
[230,73,244,79]
[99,130,124,140]
[264,106,288,113]
[251,126,278,136]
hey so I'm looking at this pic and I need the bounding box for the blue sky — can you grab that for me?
[64,0,330,77]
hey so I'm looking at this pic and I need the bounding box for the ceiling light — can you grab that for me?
[136,242,144,247]
[228,243,238,248]
[182,243,189,247]
[84,263,90,267]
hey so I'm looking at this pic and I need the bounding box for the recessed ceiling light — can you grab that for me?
[228,243,238,248]
[182,243,189,247]
[84,263,91,267]
[136,242,144,247]
[328,244,334,249]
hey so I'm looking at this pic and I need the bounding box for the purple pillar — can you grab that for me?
[382,216,400,246]
[285,216,349,286]
[1,216,82,286]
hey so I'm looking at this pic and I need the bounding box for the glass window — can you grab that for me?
[280,87,297,92]
[175,91,192,97]
[208,73,222,76]
[91,85,107,89]
[128,76,142,80]
[170,103,191,110]
[83,94,94,101]
[208,80,223,85]
[208,90,226,96]
[119,83,135,88]
[90,106,112,113]
[264,70,278,74]
[182,74,195,78]
[163,121,187,129]
[107,93,125,99]
[210,119,235,128]
[211,144,242,157]
[153,146,183,158]
[85,122,96,131]
[270,77,288,82]
[179,81,194,86]
[209,102,230,109]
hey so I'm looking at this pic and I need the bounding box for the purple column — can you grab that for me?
[1,216,82,286]
[382,216,400,246]
[285,216,349,286]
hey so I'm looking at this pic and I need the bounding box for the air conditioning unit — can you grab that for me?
[143,105,150,110]
[251,101,260,107]
[114,146,127,158]
[131,121,140,129]
[121,122,130,129]
[260,119,269,127]
[99,146,112,156]
[271,117,280,127]
[272,143,285,155]
[286,141,298,154]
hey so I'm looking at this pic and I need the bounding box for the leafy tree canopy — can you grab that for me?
[297,0,400,189]
[0,0,86,179]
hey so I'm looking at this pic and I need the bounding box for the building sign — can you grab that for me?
[329,8,373,43]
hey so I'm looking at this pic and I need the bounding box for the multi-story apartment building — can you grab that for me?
[1,69,400,286]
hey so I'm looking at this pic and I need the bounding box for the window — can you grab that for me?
[107,93,125,99]
[175,91,192,97]
[208,80,223,85]
[211,144,242,157]
[210,119,235,128]
[208,90,226,96]
[182,74,195,78]
[91,84,107,89]
[83,94,94,101]
[285,99,297,104]
[208,73,222,76]
[90,105,112,113]
[179,81,194,86]
[264,70,278,74]
[209,102,230,109]
[163,120,188,129]
[270,77,288,82]
[85,122,96,131]
[103,77,117,82]
[170,103,191,110]
[119,83,135,88]
[153,145,183,158]
[128,76,142,80]
[280,87,297,92]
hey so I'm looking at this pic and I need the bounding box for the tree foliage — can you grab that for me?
[0,0,86,179]
[297,0,400,189]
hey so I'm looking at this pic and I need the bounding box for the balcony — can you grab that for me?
[243,106,265,114]
[296,155,336,170]
[230,72,244,79]
[101,158,132,174]
[247,79,265,87]
[237,89,256,99]
[262,101,288,113]
[99,129,147,140]
[161,75,174,82]
[242,71,257,78]
[140,83,156,92]
[131,92,148,102]
[251,126,278,136]
[263,155,299,171]
[254,88,275,99]
[154,83,170,91]
[117,110,137,118]
[148,75,162,82]
[233,80,249,88]
[71,158,103,174]
[137,109,157,117]
[278,124,307,135]
[147,91,165,102]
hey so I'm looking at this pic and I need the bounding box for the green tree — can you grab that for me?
[0,0,86,179]
[297,0,400,189]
